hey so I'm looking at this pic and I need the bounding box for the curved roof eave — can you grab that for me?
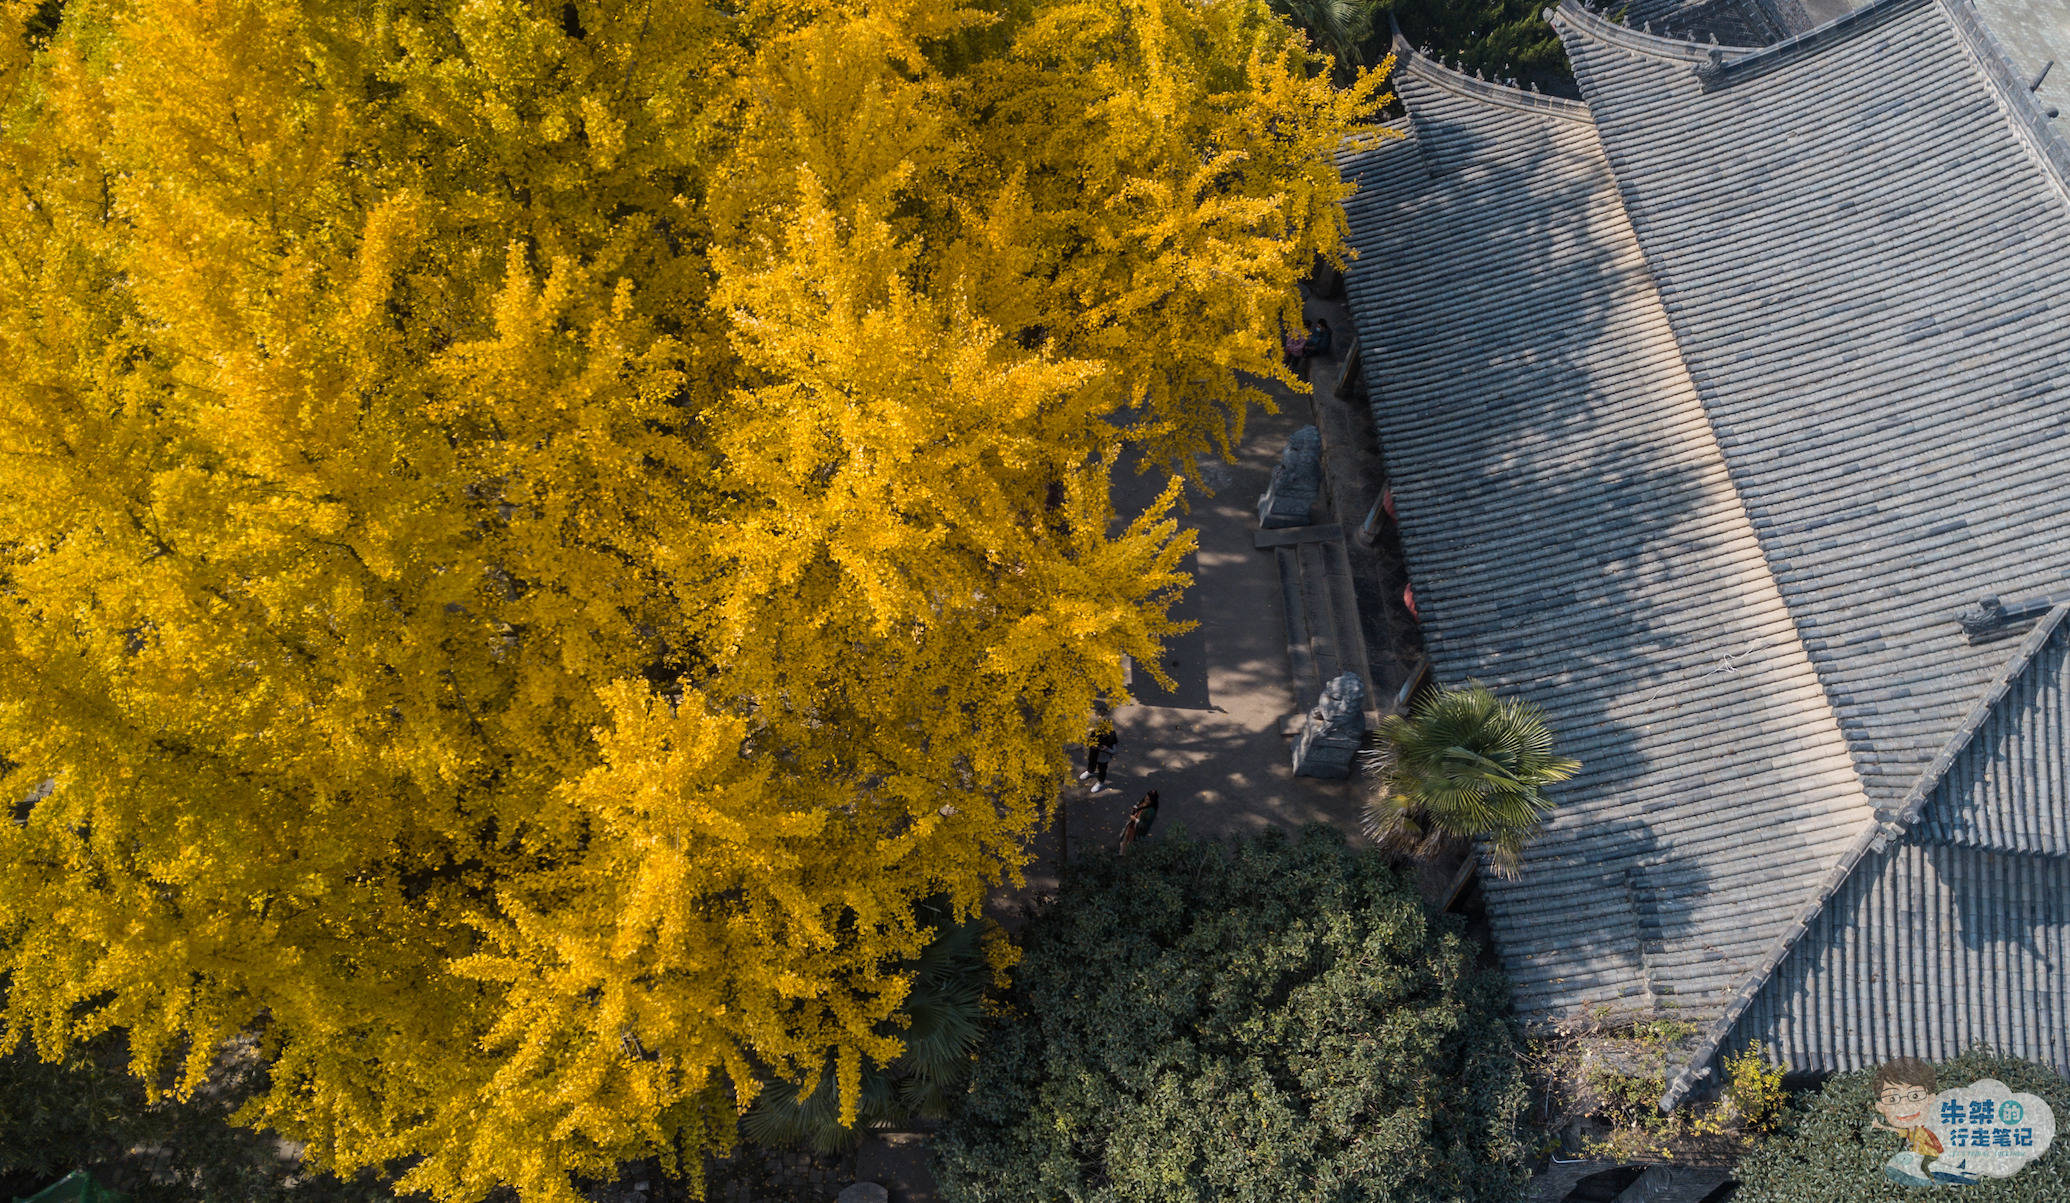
[1556,0,2070,201]
[1387,25,1596,122]
[1546,0,1751,59]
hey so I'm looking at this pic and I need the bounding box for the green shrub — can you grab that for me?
[1734,1050,2069,1202]
[0,1032,409,1202]
[1268,0,1576,96]
[0,1038,143,1187]
[1388,0,1574,96]
[742,900,993,1154]
[934,824,1529,1203]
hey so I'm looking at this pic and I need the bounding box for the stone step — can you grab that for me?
[1318,538,1379,719]
[1274,532,1380,731]
[1298,540,1344,690]
[1253,521,1342,549]
[1276,545,1320,709]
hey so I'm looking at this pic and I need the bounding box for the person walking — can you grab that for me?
[1118,790,1159,856]
[1079,719,1119,794]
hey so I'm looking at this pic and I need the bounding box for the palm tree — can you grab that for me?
[1358,682,1579,877]
[1269,0,1386,81]
[740,899,988,1154]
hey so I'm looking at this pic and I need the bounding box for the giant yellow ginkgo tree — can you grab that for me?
[0,0,1386,1197]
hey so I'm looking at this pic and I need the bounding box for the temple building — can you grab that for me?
[1338,0,2070,1104]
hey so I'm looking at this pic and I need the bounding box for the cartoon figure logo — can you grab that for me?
[1872,1058,1945,1187]
[1871,1060,2057,1188]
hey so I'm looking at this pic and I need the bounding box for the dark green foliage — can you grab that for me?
[1734,1051,2070,1202]
[23,1,65,48]
[1269,0,1387,81]
[1389,0,1575,96]
[1359,683,1579,878]
[0,1039,137,1192]
[1267,0,1576,96]
[742,901,990,1154]
[16,1170,127,1202]
[934,825,1530,1203]
[0,1034,410,1202]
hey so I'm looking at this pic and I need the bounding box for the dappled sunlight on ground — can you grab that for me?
[987,369,1376,933]
[1087,382,1370,855]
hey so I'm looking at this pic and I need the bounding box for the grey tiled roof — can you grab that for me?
[1721,611,2070,1077]
[1555,0,2070,815]
[1911,612,2070,857]
[1339,0,2070,1102]
[1726,841,2070,1075]
[1547,0,2070,1100]
[1614,0,1791,47]
[1971,0,2070,145]
[1338,48,1872,1027]
[1659,607,2070,1103]
[1581,0,2068,144]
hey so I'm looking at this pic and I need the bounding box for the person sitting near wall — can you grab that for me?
[1284,318,1333,371]
[1304,318,1333,361]
[1281,319,1308,369]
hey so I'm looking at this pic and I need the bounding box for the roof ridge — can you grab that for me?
[1388,27,1595,121]
[1548,0,1732,61]
[1934,0,2070,210]
[1564,0,2070,191]
[1555,0,1954,77]
[1679,0,1987,97]
[1657,604,2070,1109]
[1879,602,2070,837]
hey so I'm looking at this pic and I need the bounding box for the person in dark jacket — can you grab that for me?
[1303,318,1333,360]
[1080,720,1119,794]
[1119,790,1159,855]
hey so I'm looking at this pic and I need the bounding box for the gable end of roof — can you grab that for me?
[1560,0,2070,201]
[1936,0,2070,206]
[1659,605,2070,1108]
[1880,603,2070,836]
[1669,0,1938,88]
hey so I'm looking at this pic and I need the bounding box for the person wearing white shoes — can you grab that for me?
[1081,718,1118,793]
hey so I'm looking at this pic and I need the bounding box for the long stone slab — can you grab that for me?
[1253,522,1342,549]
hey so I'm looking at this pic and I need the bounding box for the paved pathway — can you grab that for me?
[1078,382,1369,854]
[860,326,1375,1203]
